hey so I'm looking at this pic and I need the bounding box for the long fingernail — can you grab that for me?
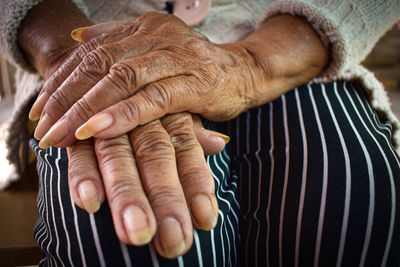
[34,114,52,140]
[206,130,230,144]
[29,91,47,121]
[38,119,69,149]
[159,217,185,258]
[71,27,90,42]
[123,206,152,246]
[191,194,218,230]
[75,113,113,140]
[78,180,100,213]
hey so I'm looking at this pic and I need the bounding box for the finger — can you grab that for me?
[94,135,156,246]
[67,139,105,213]
[129,120,193,259]
[74,75,202,141]
[38,51,196,148]
[75,11,176,44]
[33,28,146,139]
[192,115,229,155]
[29,18,140,123]
[161,113,219,230]
[33,14,180,140]
[71,20,126,42]
[29,33,100,121]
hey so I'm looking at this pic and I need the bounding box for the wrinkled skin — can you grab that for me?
[31,12,262,147]
[31,12,328,149]
[18,0,327,259]
[68,112,220,258]
[19,2,228,259]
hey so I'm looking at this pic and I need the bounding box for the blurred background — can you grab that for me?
[363,25,400,116]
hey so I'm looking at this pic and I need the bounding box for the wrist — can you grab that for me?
[238,15,329,106]
[18,0,92,79]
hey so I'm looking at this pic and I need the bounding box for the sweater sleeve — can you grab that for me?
[258,0,400,81]
[0,0,88,72]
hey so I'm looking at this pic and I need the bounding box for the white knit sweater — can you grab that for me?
[1,0,399,181]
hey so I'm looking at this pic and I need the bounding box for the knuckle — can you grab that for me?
[157,21,180,35]
[68,150,97,186]
[179,166,213,189]
[107,179,141,206]
[46,88,72,112]
[170,132,198,152]
[84,37,101,52]
[120,20,139,36]
[145,184,183,207]
[132,128,174,162]
[108,63,137,93]
[144,83,171,110]
[184,39,206,53]
[46,70,64,89]
[78,49,109,79]
[75,38,99,59]
[70,97,97,122]
[161,113,192,132]
[162,114,198,150]
[120,99,139,124]
[94,137,143,206]
[95,136,131,162]
[191,64,220,93]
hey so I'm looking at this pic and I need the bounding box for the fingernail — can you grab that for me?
[191,194,218,230]
[123,206,152,246]
[34,114,51,140]
[29,91,47,121]
[159,217,185,258]
[38,119,69,149]
[75,113,113,140]
[71,27,90,42]
[78,180,100,213]
[206,130,230,144]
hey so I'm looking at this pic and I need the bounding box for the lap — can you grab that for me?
[224,80,400,267]
[32,80,400,267]
[31,139,238,267]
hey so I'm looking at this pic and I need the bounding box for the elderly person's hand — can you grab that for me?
[29,12,328,148]
[68,112,224,258]
[18,0,228,258]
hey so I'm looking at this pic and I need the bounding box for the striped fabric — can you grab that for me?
[31,81,400,266]
[31,136,238,267]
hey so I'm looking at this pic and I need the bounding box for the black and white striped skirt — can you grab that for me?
[31,81,400,266]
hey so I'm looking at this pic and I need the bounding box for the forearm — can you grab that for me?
[261,1,400,78]
[18,0,92,79]
[239,15,328,106]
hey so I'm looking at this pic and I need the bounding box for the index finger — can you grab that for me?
[29,27,109,121]
[37,50,198,148]
[29,19,136,123]
[33,13,182,142]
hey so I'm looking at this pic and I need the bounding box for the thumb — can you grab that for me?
[71,20,126,42]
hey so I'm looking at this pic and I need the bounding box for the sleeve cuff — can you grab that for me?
[0,0,88,72]
[0,0,45,72]
[256,1,345,81]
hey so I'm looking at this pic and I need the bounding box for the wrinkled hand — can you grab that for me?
[30,12,263,148]
[68,112,224,258]
[18,6,229,258]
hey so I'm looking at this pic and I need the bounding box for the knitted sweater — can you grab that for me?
[1,0,400,181]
